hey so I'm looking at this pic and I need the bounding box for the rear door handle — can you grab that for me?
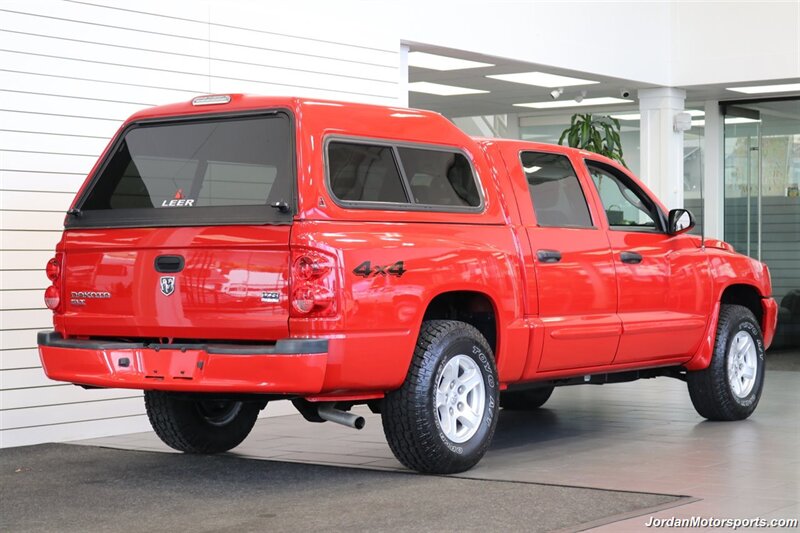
[537,249,562,263]
[620,251,643,264]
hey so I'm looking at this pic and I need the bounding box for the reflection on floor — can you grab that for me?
[78,367,799,531]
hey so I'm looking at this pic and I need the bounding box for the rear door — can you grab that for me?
[60,112,295,341]
[502,147,620,373]
[582,159,711,363]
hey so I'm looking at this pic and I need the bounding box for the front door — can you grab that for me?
[503,148,620,373]
[584,160,710,363]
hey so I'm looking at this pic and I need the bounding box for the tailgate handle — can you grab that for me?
[154,255,185,273]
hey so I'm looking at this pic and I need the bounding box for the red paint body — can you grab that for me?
[39,95,777,399]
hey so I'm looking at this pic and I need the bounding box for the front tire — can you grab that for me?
[382,320,499,474]
[144,392,260,453]
[687,304,765,421]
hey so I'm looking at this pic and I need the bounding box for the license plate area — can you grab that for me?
[141,349,202,381]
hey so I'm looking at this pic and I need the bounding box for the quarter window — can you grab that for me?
[520,151,593,228]
[587,163,661,230]
[328,142,408,203]
[397,147,480,207]
[326,140,482,210]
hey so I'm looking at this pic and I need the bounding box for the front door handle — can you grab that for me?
[620,251,643,264]
[537,249,562,263]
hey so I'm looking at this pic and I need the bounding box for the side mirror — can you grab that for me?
[668,208,695,235]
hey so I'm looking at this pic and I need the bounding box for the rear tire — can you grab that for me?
[500,386,554,410]
[687,304,765,421]
[144,391,259,453]
[382,320,499,474]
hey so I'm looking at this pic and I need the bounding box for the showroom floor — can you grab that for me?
[76,357,800,532]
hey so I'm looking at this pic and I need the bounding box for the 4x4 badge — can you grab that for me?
[160,276,175,296]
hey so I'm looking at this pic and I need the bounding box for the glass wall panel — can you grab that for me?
[724,99,800,348]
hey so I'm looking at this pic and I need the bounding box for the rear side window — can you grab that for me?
[520,151,593,228]
[79,114,292,215]
[326,139,481,210]
[397,147,480,207]
[327,142,408,203]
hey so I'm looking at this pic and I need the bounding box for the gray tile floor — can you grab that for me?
[78,368,800,531]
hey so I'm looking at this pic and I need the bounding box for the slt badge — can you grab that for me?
[160,276,176,296]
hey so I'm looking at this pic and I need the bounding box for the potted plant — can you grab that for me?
[558,113,627,167]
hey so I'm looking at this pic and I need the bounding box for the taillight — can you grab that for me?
[44,285,61,310]
[290,251,336,316]
[46,257,60,281]
[44,254,63,312]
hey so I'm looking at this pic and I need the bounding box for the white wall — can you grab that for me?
[400,0,800,89]
[0,0,400,447]
[400,0,673,85]
[671,1,800,86]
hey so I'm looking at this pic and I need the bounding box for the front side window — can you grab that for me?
[520,151,593,228]
[587,162,661,230]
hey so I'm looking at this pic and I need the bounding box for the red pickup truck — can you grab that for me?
[39,95,777,474]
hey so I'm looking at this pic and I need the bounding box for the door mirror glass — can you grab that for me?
[668,208,695,235]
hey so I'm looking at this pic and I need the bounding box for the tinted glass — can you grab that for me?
[398,147,480,207]
[588,164,659,229]
[328,142,408,203]
[521,151,592,227]
[81,115,292,211]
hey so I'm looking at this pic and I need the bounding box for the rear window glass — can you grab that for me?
[328,142,408,203]
[397,147,480,207]
[81,115,292,211]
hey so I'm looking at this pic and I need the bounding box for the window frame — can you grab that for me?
[583,159,668,234]
[66,109,297,229]
[324,135,485,213]
[517,149,597,229]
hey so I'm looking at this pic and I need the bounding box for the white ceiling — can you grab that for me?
[407,44,800,118]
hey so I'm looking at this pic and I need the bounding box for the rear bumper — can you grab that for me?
[38,331,328,394]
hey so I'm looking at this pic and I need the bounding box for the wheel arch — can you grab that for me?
[686,282,767,371]
[719,283,764,327]
[422,290,499,358]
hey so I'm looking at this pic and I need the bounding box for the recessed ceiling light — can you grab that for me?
[691,117,760,127]
[407,82,489,96]
[726,83,800,94]
[487,72,599,88]
[514,97,632,109]
[408,52,494,71]
[610,113,642,121]
[610,110,704,121]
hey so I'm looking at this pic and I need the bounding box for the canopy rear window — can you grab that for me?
[69,112,293,228]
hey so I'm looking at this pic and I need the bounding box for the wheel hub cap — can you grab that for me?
[727,331,757,398]
[435,355,486,444]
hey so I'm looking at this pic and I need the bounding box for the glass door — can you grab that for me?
[723,106,762,259]
[724,99,800,348]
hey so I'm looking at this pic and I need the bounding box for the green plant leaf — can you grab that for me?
[557,113,628,167]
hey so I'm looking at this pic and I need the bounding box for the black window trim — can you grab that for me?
[517,149,597,230]
[583,159,669,234]
[323,135,485,214]
[65,108,297,230]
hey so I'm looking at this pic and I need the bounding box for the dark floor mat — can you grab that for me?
[1,443,689,533]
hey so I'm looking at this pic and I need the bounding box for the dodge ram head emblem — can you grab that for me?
[159,276,175,296]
